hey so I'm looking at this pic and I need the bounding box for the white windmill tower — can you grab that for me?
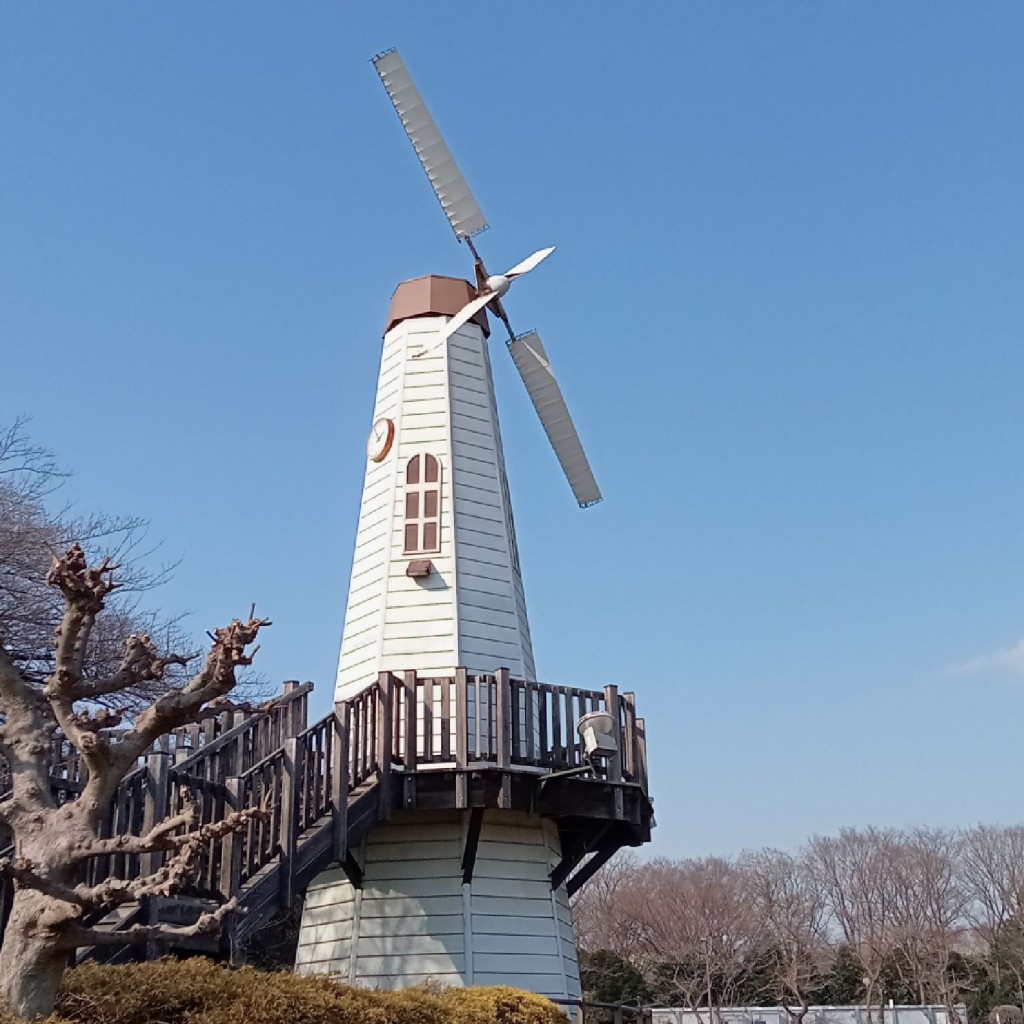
[296,50,650,1001]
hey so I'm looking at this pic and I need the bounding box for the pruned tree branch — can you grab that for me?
[111,612,270,769]
[65,897,238,949]
[62,632,193,705]
[0,857,83,906]
[8,787,269,913]
[72,786,270,862]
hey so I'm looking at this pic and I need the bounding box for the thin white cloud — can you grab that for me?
[951,636,1024,679]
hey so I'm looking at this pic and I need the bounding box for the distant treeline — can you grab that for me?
[572,825,1024,1024]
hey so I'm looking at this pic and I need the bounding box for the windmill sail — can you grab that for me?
[372,49,489,240]
[508,332,602,508]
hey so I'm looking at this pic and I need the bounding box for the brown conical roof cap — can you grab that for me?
[384,275,489,338]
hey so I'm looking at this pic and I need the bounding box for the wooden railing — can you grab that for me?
[382,670,648,786]
[1,670,649,952]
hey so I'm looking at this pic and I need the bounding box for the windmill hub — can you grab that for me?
[485,274,510,296]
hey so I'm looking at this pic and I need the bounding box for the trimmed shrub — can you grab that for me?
[42,959,566,1024]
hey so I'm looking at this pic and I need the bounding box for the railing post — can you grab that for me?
[454,667,468,809]
[141,752,169,879]
[496,668,512,808]
[636,717,648,792]
[282,679,299,737]
[141,752,170,960]
[219,776,244,900]
[279,736,302,910]
[604,685,624,819]
[332,701,349,863]
[377,672,393,820]
[622,692,638,782]
[403,670,418,809]
[232,709,248,775]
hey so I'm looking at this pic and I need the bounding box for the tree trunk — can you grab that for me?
[0,890,74,1019]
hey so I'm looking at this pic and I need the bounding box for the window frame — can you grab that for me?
[403,453,442,556]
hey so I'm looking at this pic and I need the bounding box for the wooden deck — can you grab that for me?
[0,671,653,962]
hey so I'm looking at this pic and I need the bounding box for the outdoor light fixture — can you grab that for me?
[576,710,617,763]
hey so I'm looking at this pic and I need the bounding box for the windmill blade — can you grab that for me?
[372,49,488,241]
[442,290,495,342]
[508,332,602,508]
[505,246,556,280]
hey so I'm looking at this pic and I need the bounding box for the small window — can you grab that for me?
[404,454,441,554]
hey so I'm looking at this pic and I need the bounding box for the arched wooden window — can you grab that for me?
[404,454,441,554]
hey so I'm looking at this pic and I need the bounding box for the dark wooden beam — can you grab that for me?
[549,822,613,891]
[341,849,364,890]
[461,807,485,884]
[566,842,618,897]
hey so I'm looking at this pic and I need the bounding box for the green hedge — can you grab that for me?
[42,959,567,1024]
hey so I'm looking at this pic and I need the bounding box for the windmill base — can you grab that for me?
[295,808,581,999]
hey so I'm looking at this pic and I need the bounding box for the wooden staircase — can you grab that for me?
[0,672,653,965]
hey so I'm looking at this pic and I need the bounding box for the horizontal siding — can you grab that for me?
[359,894,464,918]
[354,952,466,977]
[446,333,533,677]
[354,914,464,938]
[298,810,574,996]
[365,838,462,860]
[471,914,560,936]
[473,933,560,955]
[351,934,465,957]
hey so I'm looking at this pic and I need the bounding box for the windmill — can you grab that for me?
[373,48,602,508]
[294,49,652,1001]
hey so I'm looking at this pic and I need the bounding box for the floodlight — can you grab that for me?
[577,711,617,762]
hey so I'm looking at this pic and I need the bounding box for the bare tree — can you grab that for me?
[961,825,1024,1002]
[571,851,641,957]
[0,418,192,714]
[807,828,902,1024]
[745,848,832,1024]
[0,544,270,1019]
[617,857,765,1022]
[889,829,970,1021]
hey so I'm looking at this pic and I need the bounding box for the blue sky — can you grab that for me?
[2,3,1023,858]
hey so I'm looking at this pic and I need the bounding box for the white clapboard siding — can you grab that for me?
[335,312,535,700]
[296,809,580,997]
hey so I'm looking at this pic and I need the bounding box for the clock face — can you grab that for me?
[367,417,395,463]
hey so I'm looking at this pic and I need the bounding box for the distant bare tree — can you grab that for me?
[745,848,832,1024]
[0,417,265,714]
[889,829,970,1020]
[961,825,1024,999]
[571,851,641,957]
[808,828,902,1024]
[0,417,186,712]
[618,857,765,1022]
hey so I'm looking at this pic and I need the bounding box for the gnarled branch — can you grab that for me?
[42,545,121,775]
[72,787,269,862]
[14,788,268,916]
[65,897,238,949]
[110,612,270,769]
[0,857,84,906]
[68,633,193,703]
